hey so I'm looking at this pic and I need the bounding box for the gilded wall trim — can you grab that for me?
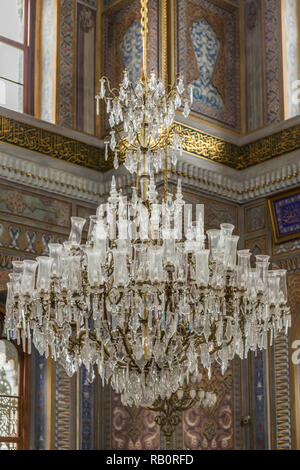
[1,114,300,172]
[0,115,107,172]
[176,122,300,170]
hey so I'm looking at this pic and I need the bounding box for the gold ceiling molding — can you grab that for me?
[175,122,300,170]
[0,115,108,172]
[1,114,300,172]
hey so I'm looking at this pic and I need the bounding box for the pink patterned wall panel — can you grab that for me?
[183,365,234,450]
[110,390,160,450]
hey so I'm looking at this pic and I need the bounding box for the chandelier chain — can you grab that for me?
[140,0,149,74]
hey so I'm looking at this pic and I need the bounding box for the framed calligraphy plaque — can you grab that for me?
[268,188,300,243]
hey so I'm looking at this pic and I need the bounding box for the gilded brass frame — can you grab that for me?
[267,188,300,244]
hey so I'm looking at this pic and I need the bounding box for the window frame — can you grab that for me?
[0,307,30,450]
[0,0,36,115]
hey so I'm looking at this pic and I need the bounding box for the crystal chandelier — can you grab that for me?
[4,0,290,437]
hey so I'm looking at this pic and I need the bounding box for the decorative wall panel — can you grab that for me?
[0,219,68,258]
[58,0,75,127]
[176,0,240,131]
[54,364,74,450]
[76,3,97,134]
[80,366,95,449]
[272,238,300,256]
[244,202,266,234]
[251,351,269,449]
[0,185,71,229]
[110,390,160,450]
[30,348,47,450]
[264,0,283,124]
[243,0,265,132]
[183,365,234,450]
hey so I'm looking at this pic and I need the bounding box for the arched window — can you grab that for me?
[0,308,30,450]
[0,0,35,114]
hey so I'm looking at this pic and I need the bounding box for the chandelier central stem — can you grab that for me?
[141,0,149,76]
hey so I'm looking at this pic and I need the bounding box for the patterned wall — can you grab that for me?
[176,0,240,132]
[42,0,291,135]
[58,0,75,128]
[243,0,284,132]
[76,3,97,134]
[183,365,234,450]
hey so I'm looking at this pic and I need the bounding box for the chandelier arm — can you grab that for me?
[117,327,140,370]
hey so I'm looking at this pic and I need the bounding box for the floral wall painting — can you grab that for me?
[268,189,300,243]
[189,18,224,110]
[120,20,143,84]
[177,0,240,131]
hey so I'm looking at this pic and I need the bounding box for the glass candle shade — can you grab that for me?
[113,250,128,286]
[96,203,106,218]
[8,271,22,295]
[248,269,258,299]
[173,206,183,241]
[21,260,38,294]
[87,215,99,242]
[176,243,188,282]
[8,273,20,296]
[224,235,239,269]
[237,250,251,269]
[133,245,147,280]
[163,237,176,264]
[36,256,53,291]
[195,205,204,242]
[49,243,63,277]
[195,249,209,286]
[255,254,270,264]
[255,261,269,292]
[138,205,149,240]
[151,204,161,240]
[86,249,103,285]
[94,219,107,259]
[68,217,86,244]
[218,224,234,252]
[61,255,72,289]
[118,216,129,240]
[68,256,82,291]
[275,269,288,303]
[12,261,23,275]
[206,229,220,260]
[267,271,280,304]
[5,282,13,313]
[237,252,251,288]
[148,246,164,282]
